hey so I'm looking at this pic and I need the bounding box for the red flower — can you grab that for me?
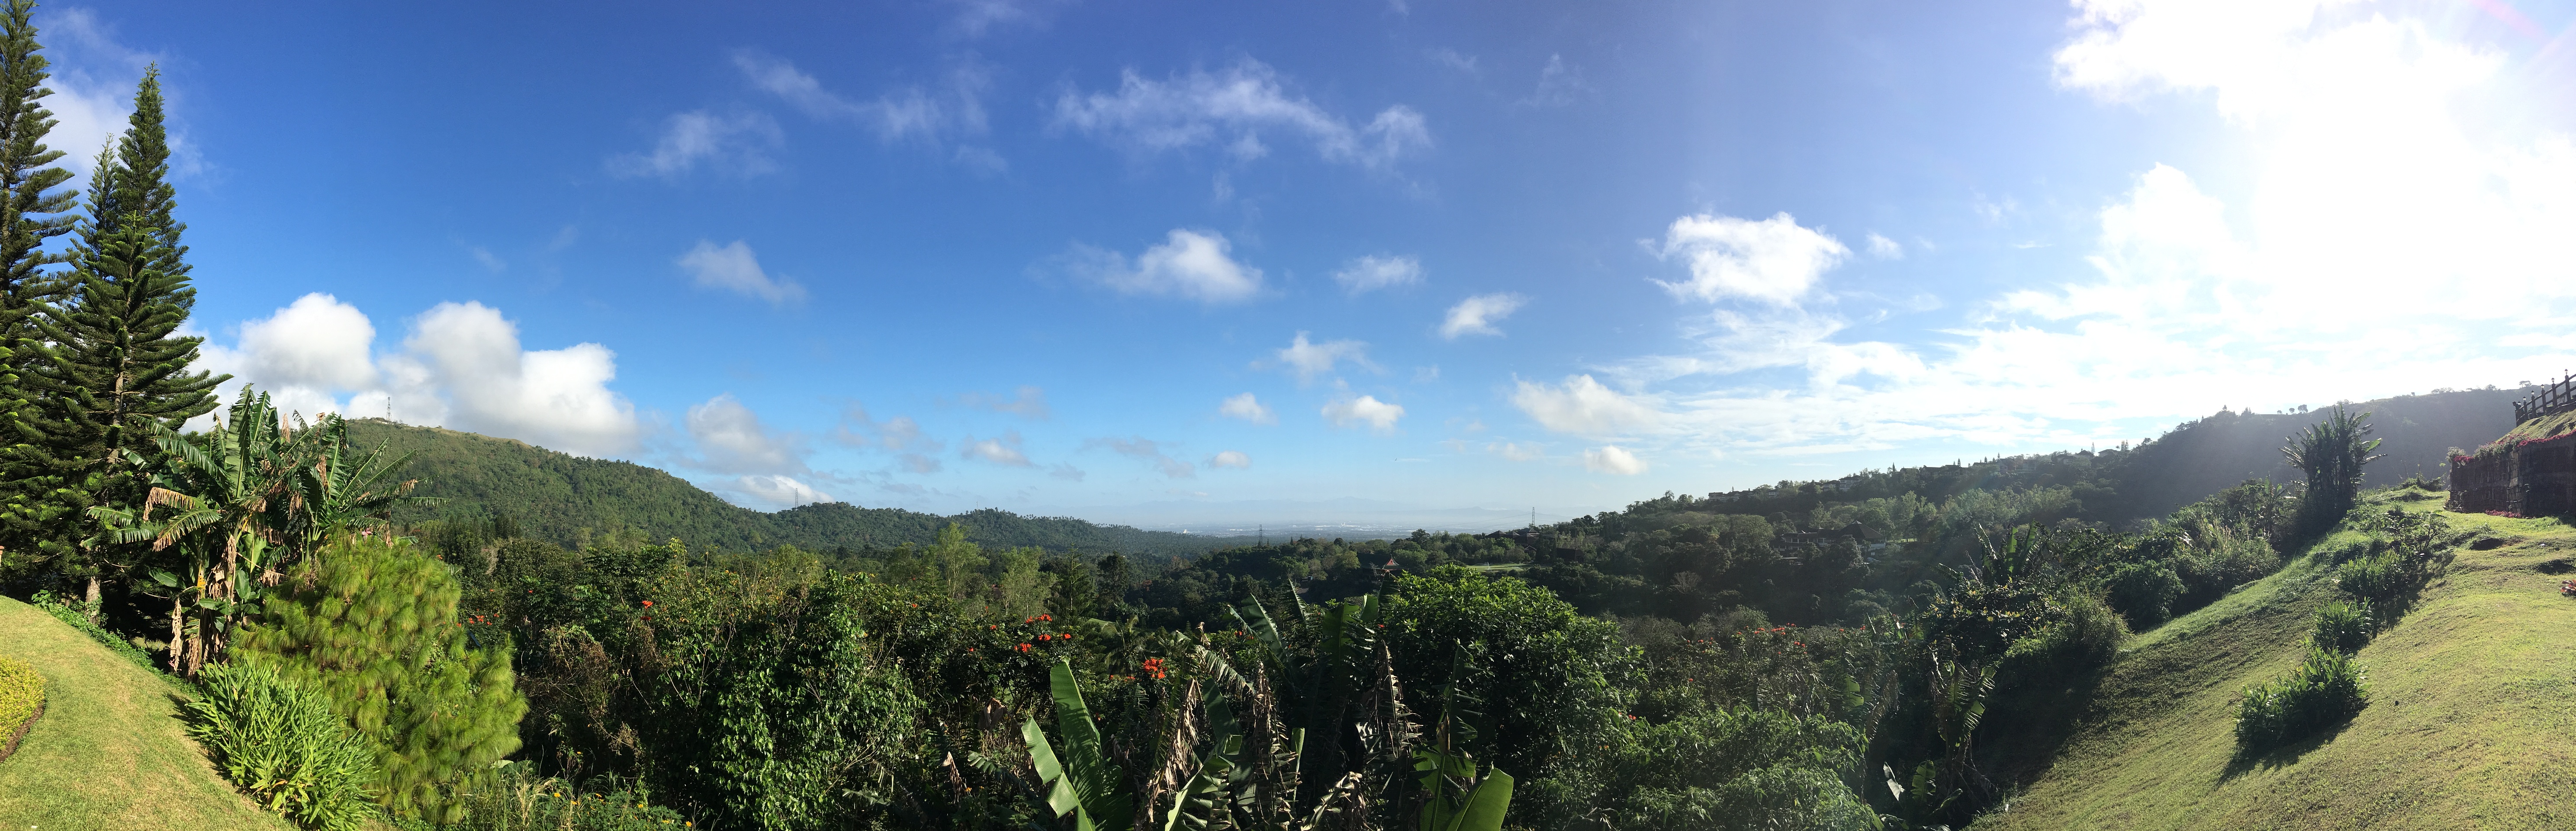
[641,600,653,608]
[1038,634,1052,642]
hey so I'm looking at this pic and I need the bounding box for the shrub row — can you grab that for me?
[0,654,42,762]
[2309,600,2374,655]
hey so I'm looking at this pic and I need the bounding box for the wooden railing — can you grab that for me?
[2515,372,2576,424]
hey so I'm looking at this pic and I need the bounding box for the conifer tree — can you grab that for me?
[0,0,76,580]
[18,68,221,603]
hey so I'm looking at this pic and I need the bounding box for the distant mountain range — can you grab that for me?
[343,420,1257,557]
[352,386,2530,555]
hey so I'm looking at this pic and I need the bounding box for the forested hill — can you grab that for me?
[1663,385,2528,530]
[342,419,1253,557]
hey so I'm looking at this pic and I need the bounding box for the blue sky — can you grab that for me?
[60,0,2576,528]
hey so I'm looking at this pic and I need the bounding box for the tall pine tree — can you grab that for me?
[18,66,220,603]
[0,0,78,582]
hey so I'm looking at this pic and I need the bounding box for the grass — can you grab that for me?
[0,595,294,831]
[1975,494,2576,829]
[2475,409,2576,455]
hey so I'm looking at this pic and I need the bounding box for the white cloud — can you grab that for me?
[1866,233,1904,259]
[719,474,834,509]
[1582,445,1647,475]
[391,302,643,458]
[1052,59,1430,169]
[1488,441,1544,461]
[1275,332,1372,382]
[685,393,807,475]
[1440,293,1527,339]
[942,0,1067,35]
[1322,394,1404,434]
[1075,229,1264,304]
[835,404,943,454]
[1656,212,1850,305]
[1088,436,1195,478]
[42,10,205,180]
[1209,450,1251,469]
[1219,392,1277,424]
[677,239,807,305]
[196,296,643,459]
[469,246,506,272]
[1520,54,1589,107]
[608,110,781,179]
[1511,375,1662,437]
[1332,254,1423,294]
[958,386,1052,419]
[962,431,1033,466]
[736,52,994,155]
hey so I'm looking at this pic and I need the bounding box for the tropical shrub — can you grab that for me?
[2000,590,2129,687]
[2335,551,2407,605]
[1382,569,1632,799]
[0,653,42,760]
[443,761,687,831]
[2310,600,2373,654]
[231,535,527,824]
[2101,561,2183,629]
[183,662,382,831]
[1605,709,1874,831]
[2235,645,2367,753]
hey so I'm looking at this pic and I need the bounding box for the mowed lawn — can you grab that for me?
[0,595,289,830]
[1981,498,2576,830]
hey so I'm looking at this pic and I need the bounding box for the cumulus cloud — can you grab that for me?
[1582,445,1647,475]
[1322,394,1404,434]
[958,386,1052,419]
[391,302,643,457]
[608,110,781,178]
[196,296,643,458]
[1052,59,1430,169]
[1209,450,1251,469]
[1656,213,1850,306]
[685,393,808,475]
[1275,332,1372,382]
[1073,229,1264,304]
[1332,254,1423,294]
[1511,375,1662,437]
[1439,293,1526,339]
[718,474,835,509]
[1866,233,1904,259]
[1087,436,1195,478]
[962,431,1033,466]
[677,239,806,305]
[1219,393,1277,424]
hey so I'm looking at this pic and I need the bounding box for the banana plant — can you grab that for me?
[1025,658,1137,831]
[90,388,297,676]
[281,412,430,562]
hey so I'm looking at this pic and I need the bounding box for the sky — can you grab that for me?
[51,0,2576,530]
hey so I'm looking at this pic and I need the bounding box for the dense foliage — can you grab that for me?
[182,661,383,831]
[0,651,39,756]
[344,418,1253,558]
[232,537,527,823]
[2233,645,2369,754]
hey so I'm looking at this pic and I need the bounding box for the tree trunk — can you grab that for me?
[84,574,100,622]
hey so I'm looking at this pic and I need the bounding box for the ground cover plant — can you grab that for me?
[183,662,383,831]
[0,651,41,760]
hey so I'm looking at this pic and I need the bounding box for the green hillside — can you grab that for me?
[342,419,1254,557]
[0,597,291,830]
[1975,494,2576,828]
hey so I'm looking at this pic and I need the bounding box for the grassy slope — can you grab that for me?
[0,596,289,831]
[1979,493,2576,829]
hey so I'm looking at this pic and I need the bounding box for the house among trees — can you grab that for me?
[2449,373,2576,516]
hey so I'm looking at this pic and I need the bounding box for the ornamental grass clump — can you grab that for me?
[2310,600,2374,654]
[2235,645,2368,754]
[183,662,383,831]
[0,654,43,762]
